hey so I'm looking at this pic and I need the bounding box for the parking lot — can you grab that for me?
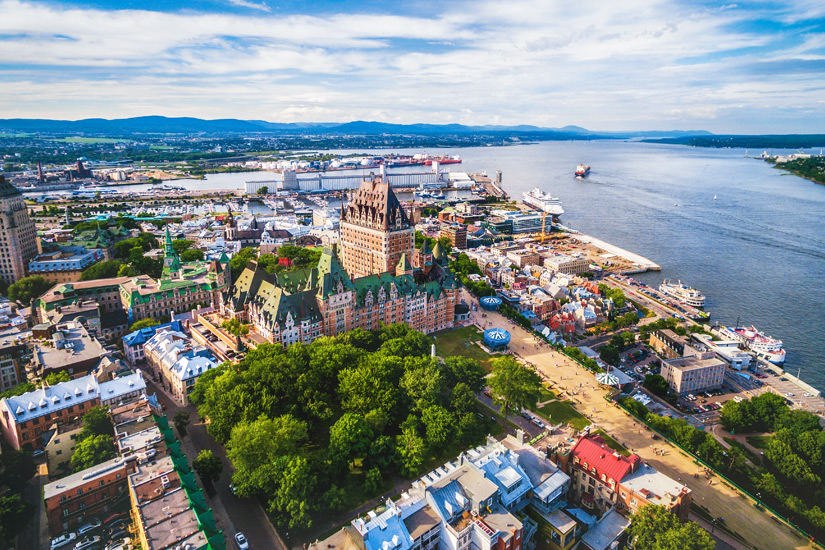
[51,509,133,550]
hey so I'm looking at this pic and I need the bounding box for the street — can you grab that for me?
[145,378,286,550]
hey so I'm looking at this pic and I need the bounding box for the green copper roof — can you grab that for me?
[396,252,412,272]
[432,241,445,263]
[419,240,432,255]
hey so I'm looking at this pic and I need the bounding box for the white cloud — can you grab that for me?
[0,0,822,132]
[224,0,271,12]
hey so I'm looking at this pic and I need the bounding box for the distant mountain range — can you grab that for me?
[0,116,714,139]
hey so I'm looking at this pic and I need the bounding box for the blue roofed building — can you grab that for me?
[122,320,185,366]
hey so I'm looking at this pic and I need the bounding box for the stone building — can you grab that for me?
[0,175,38,286]
[221,178,457,345]
[339,177,414,278]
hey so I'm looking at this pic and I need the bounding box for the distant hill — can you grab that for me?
[643,134,825,148]
[0,115,718,139]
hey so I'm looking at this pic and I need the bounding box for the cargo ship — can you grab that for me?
[719,325,786,364]
[659,280,706,308]
[522,187,564,216]
[424,155,462,165]
[575,164,590,177]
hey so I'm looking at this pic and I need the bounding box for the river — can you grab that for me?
[95,141,825,390]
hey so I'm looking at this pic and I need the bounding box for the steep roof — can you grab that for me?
[432,241,445,263]
[396,253,412,273]
[0,175,21,198]
[570,435,641,484]
[341,177,409,231]
[316,246,354,299]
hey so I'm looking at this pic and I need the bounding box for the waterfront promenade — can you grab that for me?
[463,289,813,550]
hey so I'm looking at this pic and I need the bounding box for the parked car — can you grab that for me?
[76,521,101,536]
[235,532,249,550]
[50,532,77,550]
[74,536,100,550]
[105,538,131,550]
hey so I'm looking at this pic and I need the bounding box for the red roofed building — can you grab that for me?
[566,435,641,515]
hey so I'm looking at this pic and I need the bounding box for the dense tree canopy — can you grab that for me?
[71,434,116,471]
[487,356,542,420]
[629,505,715,550]
[8,275,52,305]
[80,260,123,281]
[192,323,495,531]
[129,318,160,332]
[79,406,113,441]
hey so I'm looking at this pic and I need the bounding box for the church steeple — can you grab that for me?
[162,224,182,277]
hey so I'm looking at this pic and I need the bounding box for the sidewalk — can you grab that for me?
[689,513,751,550]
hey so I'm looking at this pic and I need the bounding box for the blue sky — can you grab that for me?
[1,0,824,132]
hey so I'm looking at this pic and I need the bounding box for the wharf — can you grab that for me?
[569,233,661,273]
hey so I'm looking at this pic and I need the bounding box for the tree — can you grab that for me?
[0,450,35,492]
[329,413,373,466]
[193,450,223,484]
[620,396,649,420]
[598,344,620,367]
[322,485,347,513]
[366,435,396,470]
[422,405,453,449]
[257,186,269,195]
[0,495,29,545]
[79,406,113,441]
[628,505,715,550]
[7,275,51,306]
[269,455,316,529]
[222,317,249,337]
[396,427,426,477]
[80,260,122,281]
[487,356,542,420]
[364,467,383,496]
[71,434,116,471]
[226,415,308,496]
[129,317,160,332]
[643,374,669,398]
[229,247,257,283]
[117,264,138,277]
[43,371,70,386]
[173,411,190,435]
[172,239,194,254]
[180,248,204,262]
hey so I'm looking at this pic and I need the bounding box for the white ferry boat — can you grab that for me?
[719,325,786,364]
[522,187,564,216]
[659,280,705,308]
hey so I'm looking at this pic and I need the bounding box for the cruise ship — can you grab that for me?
[719,325,786,364]
[575,164,590,177]
[522,187,564,216]
[659,280,705,308]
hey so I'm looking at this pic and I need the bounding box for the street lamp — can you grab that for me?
[756,492,762,508]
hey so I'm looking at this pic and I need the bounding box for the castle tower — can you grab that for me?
[339,176,413,278]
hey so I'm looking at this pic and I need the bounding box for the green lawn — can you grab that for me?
[747,435,772,449]
[434,325,500,372]
[535,400,591,430]
[538,387,556,403]
[595,429,630,456]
